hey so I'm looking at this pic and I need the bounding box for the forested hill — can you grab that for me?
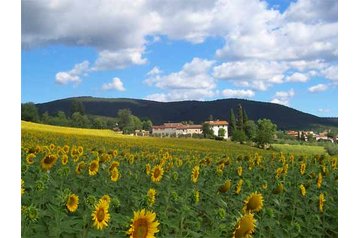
[35,96,338,130]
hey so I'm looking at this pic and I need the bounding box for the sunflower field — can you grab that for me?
[21,121,338,237]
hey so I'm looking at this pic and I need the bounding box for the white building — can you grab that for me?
[205,120,229,139]
[152,123,203,137]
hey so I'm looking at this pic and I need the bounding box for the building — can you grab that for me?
[152,123,203,137]
[205,120,229,139]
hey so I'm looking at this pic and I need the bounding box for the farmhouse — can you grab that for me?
[152,123,203,137]
[205,120,229,139]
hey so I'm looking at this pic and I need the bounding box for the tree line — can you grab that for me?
[21,101,152,132]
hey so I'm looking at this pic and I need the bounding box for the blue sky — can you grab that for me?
[21,0,338,117]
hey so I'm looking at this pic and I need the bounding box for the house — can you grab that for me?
[152,123,203,137]
[205,120,229,139]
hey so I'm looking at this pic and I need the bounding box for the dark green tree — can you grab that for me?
[41,111,50,124]
[21,102,40,122]
[229,108,237,136]
[245,120,257,141]
[202,123,214,138]
[237,104,244,131]
[70,100,85,115]
[142,120,153,131]
[255,119,277,148]
[218,128,226,138]
[71,112,90,128]
[117,109,133,130]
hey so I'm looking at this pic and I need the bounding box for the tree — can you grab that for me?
[21,102,40,122]
[255,119,277,148]
[245,120,257,141]
[71,112,90,128]
[142,120,153,131]
[229,108,237,136]
[202,123,214,138]
[117,109,133,130]
[237,104,244,131]
[70,100,85,115]
[41,111,50,124]
[218,128,226,138]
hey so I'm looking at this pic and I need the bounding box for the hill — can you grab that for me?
[35,96,338,130]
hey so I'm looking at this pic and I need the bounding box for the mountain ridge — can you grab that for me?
[35,96,338,130]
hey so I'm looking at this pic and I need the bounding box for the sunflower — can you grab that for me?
[235,179,244,195]
[111,167,119,182]
[26,153,36,165]
[92,200,110,230]
[77,146,84,156]
[299,184,306,197]
[128,209,160,238]
[243,192,264,213]
[218,179,231,193]
[109,161,120,172]
[232,213,256,238]
[89,159,100,176]
[283,163,289,175]
[66,194,79,213]
[151,165,164,183]
[237,166,243,176]
[63,145,70,154]
[75,161,86,175]
[317,172,323,189]
[40,154,58,171]
[319,193,325,213]
[300,162,306,175]
[21,179,25,196]
[145,164,151,175]
[191,165,200,183]
[61,155,69,165]
[49,143,55,151]
[147,188,156,207]
[194,190,200,204]
[100,194,111,206]
[275,167,283,179]
[272,183,284,194]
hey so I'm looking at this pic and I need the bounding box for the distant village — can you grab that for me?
[115,120,229,139]
[114,120,338,144]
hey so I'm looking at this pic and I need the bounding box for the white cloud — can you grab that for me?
[145,89,215,102]
[222,89,255,98]
[55,61,90,85]
[318,108,331,113]
[147,66,162,76]
[286,72,309,82]
[102,77,125,91]
[271,89,295,106]
[308,84,328,93]
[145,57,215,90]
[321,65,338,81]
[93,48,147,71]
[213,60,287,90]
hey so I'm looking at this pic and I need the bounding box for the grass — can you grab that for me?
[271,143,327,156]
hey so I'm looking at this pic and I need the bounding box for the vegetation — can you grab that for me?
[34,97,338,129]
[21,121,337,237]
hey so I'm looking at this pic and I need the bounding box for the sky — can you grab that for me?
[21,0,338,117]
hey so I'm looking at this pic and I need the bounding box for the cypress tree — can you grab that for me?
[229,108,237,136]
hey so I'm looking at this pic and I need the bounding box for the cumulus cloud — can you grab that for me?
[55,61,90,85]
[145,58,215,90]
[102,77,125,91]
[286,72,309,82]
[222,89,255,98]
[271,89,295,106]
[308,84,328,93]
[144,58,216,101]
[213,60,287,90]
[24,0,337,95]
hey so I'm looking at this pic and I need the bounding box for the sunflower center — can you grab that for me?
[154,168,160,178]
[44,155,55,164]
[247,197,260,210]
[97,208,105,222]
[68,196,76,206]
[134,219,148,238]
[90,163,97,171]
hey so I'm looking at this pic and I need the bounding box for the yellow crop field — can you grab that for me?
[21,121,338,237]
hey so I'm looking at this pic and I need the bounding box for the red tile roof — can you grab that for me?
[205,120,229,126]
